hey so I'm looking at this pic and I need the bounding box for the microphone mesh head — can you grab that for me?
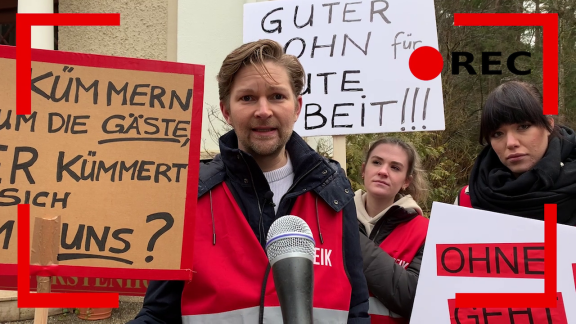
[265,215,316,265]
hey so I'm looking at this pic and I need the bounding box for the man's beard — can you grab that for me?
[239,129,292,158]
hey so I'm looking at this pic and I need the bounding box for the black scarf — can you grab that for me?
[469,126,576,225]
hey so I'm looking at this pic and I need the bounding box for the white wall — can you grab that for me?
[177,0,263,152]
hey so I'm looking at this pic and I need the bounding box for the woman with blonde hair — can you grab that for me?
[355,137,429,323]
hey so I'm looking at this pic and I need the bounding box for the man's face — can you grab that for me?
[221,62,302,158]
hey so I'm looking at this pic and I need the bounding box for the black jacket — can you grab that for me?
[129,130,370,323]
[359,205,424,319]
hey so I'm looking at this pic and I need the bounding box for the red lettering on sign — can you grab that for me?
[437,243,544,279]
[0,275,148,296]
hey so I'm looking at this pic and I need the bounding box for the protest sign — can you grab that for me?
[0,45,204,281]
[411,203,576,323]
[243,0,445,137]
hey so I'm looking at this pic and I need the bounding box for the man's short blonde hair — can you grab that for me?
[217,39,305,108]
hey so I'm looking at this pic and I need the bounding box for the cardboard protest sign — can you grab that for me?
[411,203,576,323]
[0,45,204,281]
[243,0,445,136]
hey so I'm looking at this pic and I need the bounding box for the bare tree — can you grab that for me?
[202,103,232,158]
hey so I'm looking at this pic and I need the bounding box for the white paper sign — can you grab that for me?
[411,202,576,324]
[243,0,445,136]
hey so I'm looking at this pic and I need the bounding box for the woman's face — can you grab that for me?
[362,143,411,201]
[489,120,553,176]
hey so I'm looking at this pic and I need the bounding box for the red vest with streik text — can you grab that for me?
[368,215,429,324]
[181,183,352,324]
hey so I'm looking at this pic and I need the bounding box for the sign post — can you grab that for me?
[30,215,60,324]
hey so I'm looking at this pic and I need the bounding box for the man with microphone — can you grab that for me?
[129,39,370,324]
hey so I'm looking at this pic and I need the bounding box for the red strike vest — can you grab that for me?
[181,183,352,323]
[368,215,429,324]
[458,186,472,208]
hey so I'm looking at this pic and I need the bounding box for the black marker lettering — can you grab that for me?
[70,115,90,134]
[96,161,118,182]
[0,109,12,130]
[173,163,188,183]
[371,101,397,126]
[304,103,327,130]
[143,117,160,135]
[15,112,37,132]
[149,86,166,108]
[317,72,337,94]
[32,191,49,207]
[371,0,391,23]
[102,115,126,134]
[342,32,371,56]
[107,81,128,106]
[0,188,19,206]
[10,146,38,184]
[524,246,544,275]
[130,84,150,106]
[294,5,313,28]
[341,70,363,92]
[0,220,15,249]
[109,228,133,254]
[31,71,53,100]
[441,247,465,273]
[85,226,110,252]
[169,89,192,111]
[162,119,176,136]
[119,161,139,181]
[80,158,96,181]
[469,247,490,274]
[172,120,190,138]
[332,103,353,128]
[322,2,340,24]
[284,37,307,58]
[57,152,82,182]
[343,2,362,22]
[261,7,283,33]
[155,163,172,183]
[312,35,337,58]
[75,78,99,105]
[61,223,84,250]
[137,161,154,181]
[495,247,519,274]
[51,192,71,209]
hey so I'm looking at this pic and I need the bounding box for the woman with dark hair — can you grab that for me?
[455,81,576,225]
[355,137,430,322]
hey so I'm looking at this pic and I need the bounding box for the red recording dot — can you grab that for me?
[409,46,444,81]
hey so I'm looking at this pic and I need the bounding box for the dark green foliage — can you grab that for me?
[344,0,576,216]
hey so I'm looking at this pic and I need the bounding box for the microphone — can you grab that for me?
[265,215,315,324]
[264,191,275,207]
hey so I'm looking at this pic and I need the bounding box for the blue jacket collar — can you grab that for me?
[198,130,354,212]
